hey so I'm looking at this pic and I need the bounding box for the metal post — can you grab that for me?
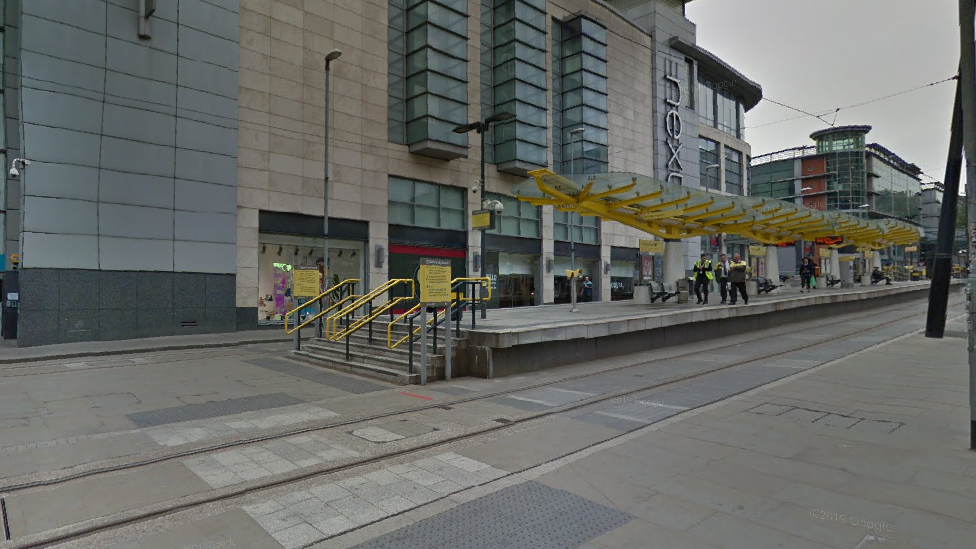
[408,315,415,374]
[480,127,488,320]
[471,281,477,330]
[368,303,373,344]
[293,310,300,351]
[420,307,428,385]
[320,51,340,339]
[444,306,453,380]
[959,0,976,450]
[928,80,963,338]
[345,313,350,362]
[432,307,438,356]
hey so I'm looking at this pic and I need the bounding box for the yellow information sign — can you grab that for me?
[904,246,918,252]
[748,245,766,257]
[639,239,666,254]
[839,255,856,262]
[864,251,875,258]
[820,248,831,257]
[419,258,452,305]
[471,210,494,231]
[293,266,320,297]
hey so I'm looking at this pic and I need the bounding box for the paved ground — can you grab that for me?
[1,295,972,549]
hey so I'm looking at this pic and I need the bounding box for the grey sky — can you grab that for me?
[687,0,960,184]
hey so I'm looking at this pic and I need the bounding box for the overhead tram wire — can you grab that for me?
[747,75,958,130]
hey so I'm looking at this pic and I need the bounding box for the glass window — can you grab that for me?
[486,193,540,238]
[388,177,466,230]
[725,147,743,195]
[553,210,600,244]
[697,76,715,127]
[699,138,720,190]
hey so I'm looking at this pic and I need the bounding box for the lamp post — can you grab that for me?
[453,111,515,319]
[318,48,341,338]
[568,128,584,312]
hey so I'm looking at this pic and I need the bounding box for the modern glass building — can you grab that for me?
[751,126,924,273]
[5,0,762,346]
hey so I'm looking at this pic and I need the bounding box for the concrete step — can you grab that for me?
[291,350,424,385]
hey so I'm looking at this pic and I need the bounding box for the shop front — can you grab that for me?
[554,241,600,304]
[257,212,368,326]
[484,234,542,308]
[388,225,467,313]
[610,246,638,300]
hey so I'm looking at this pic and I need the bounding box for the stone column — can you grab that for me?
[829,251,840,278]
[600,226,611,302]
[664,240,686,287]
[542,205,555,304]
[764,246,780,282]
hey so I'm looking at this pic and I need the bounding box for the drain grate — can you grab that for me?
[2,497,10,541]
[493,418,512,424]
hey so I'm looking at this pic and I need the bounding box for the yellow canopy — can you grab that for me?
[514,170,921,250]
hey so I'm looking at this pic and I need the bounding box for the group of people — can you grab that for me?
[691,253,750,305]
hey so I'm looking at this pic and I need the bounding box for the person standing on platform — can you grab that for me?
[692,253,714,304]
[729,253,749,305]
[799,256,816,292]
[714,253,730,304]
[581,276,593,302]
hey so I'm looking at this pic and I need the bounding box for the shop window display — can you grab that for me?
[257,235,366,325]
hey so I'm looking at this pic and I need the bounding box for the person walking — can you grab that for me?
[714,253,730,304]
[729,253,749,305]
[581,276,593,302]
[799,256,815,292]
[692,253,714,304]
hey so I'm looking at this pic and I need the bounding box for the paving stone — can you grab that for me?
[310,483,353,503]
[274,522,325,549]
[748,403,795,416]
[351,426,405,443]
[848,419,901,435]
[126,393,304,428]
[243,357,388,394]
[814,414,861,429]
[782,408,830,423]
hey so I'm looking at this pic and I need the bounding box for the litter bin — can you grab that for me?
[675,278,690,304]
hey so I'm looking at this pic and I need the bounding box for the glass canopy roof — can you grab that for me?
[513,170,921,250]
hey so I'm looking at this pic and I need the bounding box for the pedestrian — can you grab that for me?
[581,276,593,302]
[714,253,730,304]
[729,253,749,305]
[799,256,815,292]
[692,253,714,304]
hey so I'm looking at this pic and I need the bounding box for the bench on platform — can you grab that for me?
[648,281,678,303]
[755,277,780,294]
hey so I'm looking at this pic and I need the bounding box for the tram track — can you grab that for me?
[0,298,959,549]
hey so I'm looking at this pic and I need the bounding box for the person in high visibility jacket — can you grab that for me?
[692,253,714,305]
[729,254,750,305]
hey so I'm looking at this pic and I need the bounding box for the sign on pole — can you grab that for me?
[905,246,919,252]
[419,258,452,306]
[471,210,494,231]
[639,239,666,254]
[865,251,875,258]
[293,265,321,297]
[748,245,766,257]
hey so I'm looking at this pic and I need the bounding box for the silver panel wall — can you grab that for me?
[14,0,240,346]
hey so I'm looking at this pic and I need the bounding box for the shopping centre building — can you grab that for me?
[3,0,763,346]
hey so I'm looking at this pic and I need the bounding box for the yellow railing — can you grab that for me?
[326,279,416,341]
[387,277,490,349]
[284,279,360,334]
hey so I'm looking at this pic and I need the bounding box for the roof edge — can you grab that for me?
[668,37,763,111]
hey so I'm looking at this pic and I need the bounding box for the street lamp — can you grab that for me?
[567,128,585,313]
[317,48,341,338]
[453,111,515,319]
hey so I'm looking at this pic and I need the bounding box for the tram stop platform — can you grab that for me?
[459,281,951,379]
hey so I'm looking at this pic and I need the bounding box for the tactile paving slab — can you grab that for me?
[243,357,388,394]
[349,481,631,549]
[127,393,304,428]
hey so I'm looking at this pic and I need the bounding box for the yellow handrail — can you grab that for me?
[326,279,415,340]
[387,277,491,349]
[283,279,360,334]
[285,293,359,334]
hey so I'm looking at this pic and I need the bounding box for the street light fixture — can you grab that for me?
[453,111,516,319]
[318,48,341,338]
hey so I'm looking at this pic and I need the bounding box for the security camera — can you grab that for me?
[10,158,29,179]
[492,201,504,214]
[471,186,479,194]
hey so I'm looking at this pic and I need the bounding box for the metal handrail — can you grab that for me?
[387,277,490,349]
[326,279,415,340]
[284,279,359,334]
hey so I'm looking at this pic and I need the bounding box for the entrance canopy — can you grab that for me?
[513,170,921,250]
